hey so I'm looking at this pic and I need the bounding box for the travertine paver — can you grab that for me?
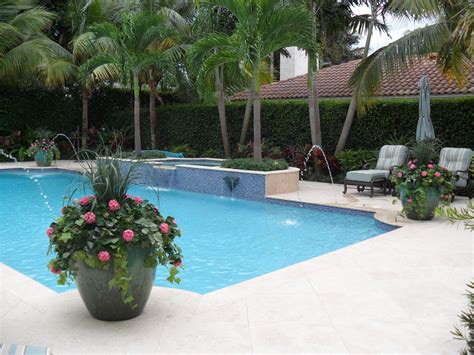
[0,163,472,354]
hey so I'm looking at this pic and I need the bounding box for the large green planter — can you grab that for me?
[75,247,156,321]
[34,151,53,167]
[400,185,441,221]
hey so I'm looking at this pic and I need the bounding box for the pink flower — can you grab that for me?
[407,161,412,165]
[84,212,96,224]
[396,172,403,178]
[152,206,158,215]
[160,223,169,234]
[108,199,120,212]
[172,218,177,225]
[173,260,182,267]
[134,196,143,204]
[427,164,434,169]
[413,159,418,163]
[50,265,61,274]
[97,251,111,262]
[125,194,131,199]
[79,197,90,206]
[122,229,135,242]
[46,227,54,238]
[87,195,95,199]
[409,164,416,170]
[421,171,428,177]
[406,198,412,204]
[434,171,441,177]
[443,167,449,171]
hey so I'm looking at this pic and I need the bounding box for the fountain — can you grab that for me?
[0,149,18,163]
[223,176,240,192]
[300,144,334,184]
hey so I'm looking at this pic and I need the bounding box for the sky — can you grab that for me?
[352,5,435,53]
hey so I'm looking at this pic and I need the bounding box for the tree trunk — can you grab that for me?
[133,74,142,156]
[308,62,322,146]
[149,85,157,149]
[81,87,89,149]
[335,11,375,154]
[239,86,253,146]
[215,67,231,158]
[253,89,262,162]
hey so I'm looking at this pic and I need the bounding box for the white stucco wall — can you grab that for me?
[279,47,308,81]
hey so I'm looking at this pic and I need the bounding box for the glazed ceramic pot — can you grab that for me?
[400,185,441,221]
[75,247,156,321]
[34,151,53,167]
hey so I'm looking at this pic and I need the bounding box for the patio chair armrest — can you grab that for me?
[453,169,470,181]
[362,163,371,170]
[388,165,399,174]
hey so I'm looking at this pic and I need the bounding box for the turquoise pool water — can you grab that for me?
[0,170,393,294]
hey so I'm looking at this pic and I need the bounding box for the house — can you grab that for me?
[231,56,474,101]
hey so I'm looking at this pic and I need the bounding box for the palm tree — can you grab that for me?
[38,0,107,149]
[85,12,179,156]
[195,0,312,161]
[336,0,473,154]
[0,0,60,84]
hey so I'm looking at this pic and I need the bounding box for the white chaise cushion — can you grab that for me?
[346,169,390,183]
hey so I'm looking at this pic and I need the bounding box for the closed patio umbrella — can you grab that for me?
[416,75,436,142]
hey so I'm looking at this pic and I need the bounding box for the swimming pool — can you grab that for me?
[0,169,395,294]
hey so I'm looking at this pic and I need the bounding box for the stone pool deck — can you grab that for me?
[0,161,472,354]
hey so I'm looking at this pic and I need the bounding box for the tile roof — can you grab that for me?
[230,57,474,100]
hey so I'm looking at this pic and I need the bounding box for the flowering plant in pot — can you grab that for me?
[392,140,454,220]
[27,139,60,167]
[46,151,183,321]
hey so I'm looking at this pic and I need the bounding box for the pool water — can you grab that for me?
[0,170,393,294]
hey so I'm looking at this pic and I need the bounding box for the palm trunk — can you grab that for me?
[133,74,142,156]
[149,82,157,149]
[215,67,231,158]
[239,85,253,145]
[308,62,322,146]
[335,13,375,154]
[252,65,262,162]
[81,87,89,149]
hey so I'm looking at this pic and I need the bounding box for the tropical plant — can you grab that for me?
[85,12,181,156]
[339,0,473,153]
[335,0,391,154]
[192,0,312,161]
[38,0,108,149]
[27,138,60,161]
[336,148,377,172]
[46,149,183,307]
[452,281,474,355]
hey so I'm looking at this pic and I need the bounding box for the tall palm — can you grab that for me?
[334,0,391,154]
[85,12,179,156]
[0,0,60,84]
[117,0,191,149]
[196,0,312,161]
[39,0,107,148]
[349,0,472,109]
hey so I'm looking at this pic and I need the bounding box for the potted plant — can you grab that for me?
[27,139,60,166]
[46,152,183,321]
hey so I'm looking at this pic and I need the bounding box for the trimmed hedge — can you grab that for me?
[156,97,474,153]
[1,84,473,153]
[222,158,289,171]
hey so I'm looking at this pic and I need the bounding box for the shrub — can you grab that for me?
[121,151,167,159]
[222,158,289,171]
[336,149,378,172]
[168,144,197,158]
[200,148,224,158]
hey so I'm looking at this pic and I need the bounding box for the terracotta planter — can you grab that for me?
[75,247,156,321]
[34,151,52,167]
[400,185,441,221]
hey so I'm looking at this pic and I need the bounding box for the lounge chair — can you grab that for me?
[0,344,51,355]
[343,145,409,198]
[438,147,473,199]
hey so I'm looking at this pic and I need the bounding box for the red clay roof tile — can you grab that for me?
[230,58,473,100]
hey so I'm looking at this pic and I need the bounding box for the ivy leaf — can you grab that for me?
[103,237,120,244]
[75,219,84,227]
[59,232,73,243]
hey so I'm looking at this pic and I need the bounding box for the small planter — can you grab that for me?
[35,151,53,167]
[400,185,441,221]
[75,247,156,321]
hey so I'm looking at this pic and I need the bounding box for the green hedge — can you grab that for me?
[156,97,474,153]
[1,84,473,153]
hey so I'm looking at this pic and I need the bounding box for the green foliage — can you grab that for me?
[222,158,288,171]
[336,149,378,172]
[409,139,442,165]
[451,281,474,355]
[48,186,183,306]
[169,144,197,158]
[121,151,167,159]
